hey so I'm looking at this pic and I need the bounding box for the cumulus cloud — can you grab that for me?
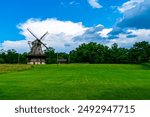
[1,16,150,53]
[87,0,102,9]
[73,24,105,42]
[73,26,150,48]
[109,0,150,39]
[106,29,150,48]
[99,28,112,38]
[0,20,112,53]
[118,0,144,13]
[109,0,150,48]
[1,18,149,53]
[0,18,87,53]
[18,18,86,37]
[107,0,150,47]
[117,0,150,29]
[1,40,29,53]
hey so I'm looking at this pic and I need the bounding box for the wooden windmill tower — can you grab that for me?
[27,28,49,64]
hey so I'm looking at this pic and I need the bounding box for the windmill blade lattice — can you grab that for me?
[27,28,39,40]
[40,32,49,40]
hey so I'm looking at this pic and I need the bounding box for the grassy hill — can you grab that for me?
[0,64,150,100]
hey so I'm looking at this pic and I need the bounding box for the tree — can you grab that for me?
[44,47,57,64]
[129,41,150,63]
[70,42,108,63]
[19,52,28,64]
[0,49,6,64]
[5,49,18,64]
[0,58,5,64]
[108,43,129,63]
[0,41,150,64]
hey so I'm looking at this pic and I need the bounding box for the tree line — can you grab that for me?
[0,49,28,64]
[0,41,150,64]
[69,41,150,64]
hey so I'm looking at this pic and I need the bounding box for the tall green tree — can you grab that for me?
[108,43,129,63]
[0,49,6,63]
[19,52,28,64]
[129,41,150,63]
[70,42,108,63]
[45,47,57,64]
[5,49,18,64]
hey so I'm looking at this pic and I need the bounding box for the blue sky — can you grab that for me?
[0,0,150,52]
[0,0,123,40]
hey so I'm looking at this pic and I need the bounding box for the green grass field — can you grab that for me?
[0,64,150,100]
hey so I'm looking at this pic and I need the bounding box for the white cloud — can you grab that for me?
[0,18,87,53]
[98,28,112,37]
[73,26,150,48]
[118,0,144,12]
[106,29,150,48]
[1,18,150,53]
[87,0,102,9]
[17,18,86,37]
[69,1,80,5]
[1,40,29,53]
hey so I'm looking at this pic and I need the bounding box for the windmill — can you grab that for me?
[27,28,49,64]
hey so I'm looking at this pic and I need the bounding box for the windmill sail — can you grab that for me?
[27,28,49,64]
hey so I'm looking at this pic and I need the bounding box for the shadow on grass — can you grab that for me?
[88,87,150,100]
[141,63,150,70]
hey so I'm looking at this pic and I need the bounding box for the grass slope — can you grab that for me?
[0,64,33,74]
[0,64,150,100]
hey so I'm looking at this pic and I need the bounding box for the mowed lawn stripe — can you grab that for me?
[0,64,150,100]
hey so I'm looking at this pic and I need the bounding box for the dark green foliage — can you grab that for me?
[19,52,28,64]
[128,41,150,63]
[0,49,6,63]
[45,47,57,64]
[0,49,27,64]
[45,47,69,64]
[0,41,150,64]
[106,43,129,63]
[0,58,5,64]
[70,41,150,64]
[70,42,108,63]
